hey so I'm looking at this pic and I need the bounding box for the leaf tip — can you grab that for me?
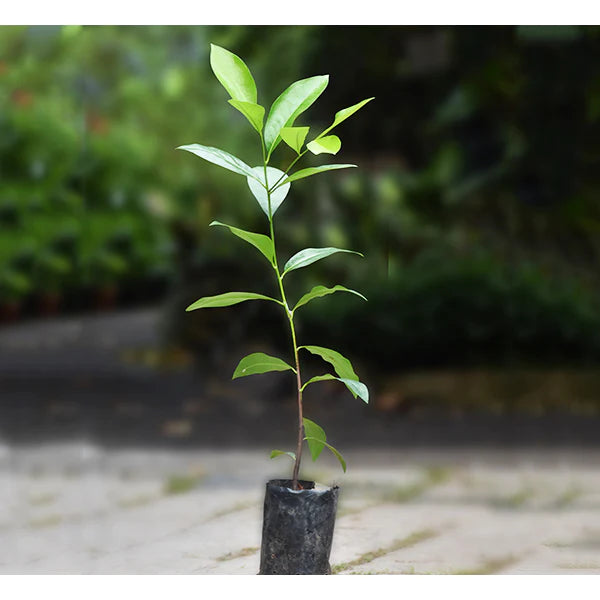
[177,144,197,154]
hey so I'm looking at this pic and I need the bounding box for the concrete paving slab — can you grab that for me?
[2,444,600,574]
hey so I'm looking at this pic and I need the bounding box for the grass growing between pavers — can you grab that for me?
[338,465,453,517]
[395,554,521,575]
[24,476,200,532]
[216,547,259,562]
[205,500,255,522]
[556,562,600,570]
[382,466,451,504]
[347,569,399,575]
[332,528,440,574]
[545,532,600,550]
[163,473,204,495]
[28,514,63,529]
[450,554,520,574]
[552,487,583,509]
[116,493,158,509]
[337,466,452,522]
[337,501,380,517]
[28,493,58,506]
[489,488,534,509]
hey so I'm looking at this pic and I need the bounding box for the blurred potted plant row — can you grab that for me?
[0,25,315,321]
[0,26,200,320]
[0,71,172,319]
[0,191,172,320]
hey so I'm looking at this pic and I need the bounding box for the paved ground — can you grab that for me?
[2,443,600,574]
[2,309,600,574]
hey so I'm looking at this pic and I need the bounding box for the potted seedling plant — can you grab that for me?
[179,44,373,575]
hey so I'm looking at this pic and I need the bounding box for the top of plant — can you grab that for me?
[179,44,373,483]
[178,43,373,220]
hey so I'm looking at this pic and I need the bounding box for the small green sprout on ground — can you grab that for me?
[180,44,373,490]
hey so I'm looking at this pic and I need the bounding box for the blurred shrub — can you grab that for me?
[0,25,320,313]
[300,249,600,369]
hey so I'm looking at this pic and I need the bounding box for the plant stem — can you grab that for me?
[268,150,307,193]
[261,136,304,490]
[288,316,304,489]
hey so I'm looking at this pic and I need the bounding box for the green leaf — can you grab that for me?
[270,450,296,461]
[339,378,369,404]
[177,144,260,181]
[228,100,265,133]
[307,135,342,156]
[282,247,363,276]
[302,374,369,404]
[186,291,280,311]
[232,352,295,379]
[278,164,356,187]
[264,75,329,157]
[317,97,375,139]
[209,221,274,262]
[302,417,326,461]
[247,166,290,218]
[280,126,310,154]
[293,284,367,312]
[301,373,337,391]
[303,438,347,473]
[210,44,257,103]
[300,345,359,383]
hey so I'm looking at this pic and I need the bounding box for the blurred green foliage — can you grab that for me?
[1,25,600,367]
[0,25,318,310]
[301,248,600,368]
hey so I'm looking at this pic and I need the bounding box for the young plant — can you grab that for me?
[180,44,373,490]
